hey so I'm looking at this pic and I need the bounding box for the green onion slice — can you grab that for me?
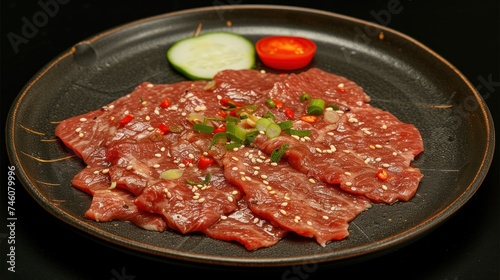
[278,120,293,130]
[186,173,212,186]
[307,98,326,116]
[255,118,273,131]
[300,93,311,102]
[263,111,276,120]
[226,122,247,142]
[270,144,289,162]
[287,128,311,137]
[193,123,215,133]
[266,99,276,108]
[160,169,184,180]
[265,123,282,138]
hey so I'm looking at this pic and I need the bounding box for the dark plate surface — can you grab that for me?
[5,5,495,267]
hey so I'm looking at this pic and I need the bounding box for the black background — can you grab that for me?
[1,1,499,279]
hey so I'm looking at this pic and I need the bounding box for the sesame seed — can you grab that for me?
[381,124,388,129]
[262,180,269,185]
[232,156,239,161]
[279,209,287,215]
[270,162,278,166]
[375,157,382,162]
[126,165,133,170]
[260,174,268,179]
[269,190,276,194]
[188,153,195,159]
[78,133,84,138]
[343,150,350,153]
[308,178,316,184]
[392,152,398,156]
[266,186,273,191]
[239,171,246,175]
[382,163,390,168]
[322,215,329,220]
[231,190,238,195]
[363,130,372,135]
[364,158,371,164]
[327,132,334,136]
[330,145,337,152]
[281,202,288,207]
[153,164,160,168]
[147,127,154,131]
[228,196,234,202]
[147,83,154,88]
[345,182,352,186]
[348,117,358,123]
[178,163,186,168]
[315,148,323,153]
[154,153,162,158]
[344,172,351,176]
[232,167,238,171]
[370,145,376,149]
[291,135,300,140]
[101,168,109,174]
[79,118,87,122]
[253,166,261,170]
[75,127,82,132]
[145,116,151,121]
[253,218,260,223]
[216,95,222,100]
[220,215,228,220]
[161,147,166,152]
[375,144,383,148]
[382,185,388,190]
[244,176,252,181]
[307,221,313,226]
[198,198,205,203]
[253,171,259,175]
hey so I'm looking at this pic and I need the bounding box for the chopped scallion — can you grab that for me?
[193,123,214,133]
[270,144,289,162]
[308,98,326,116]
[265,123,282,138]
[300,93,311,102]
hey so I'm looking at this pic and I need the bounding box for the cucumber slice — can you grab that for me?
[167,32,255,80]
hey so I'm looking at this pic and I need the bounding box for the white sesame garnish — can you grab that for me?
[75,127,82,132]
[145,116,151,121]
[232,157,239,161]
[153,164,160,168]
[79,118,87,122]
[228,196,234,202]
[345,182,352,186]
[154,153,162,158]
[126,165,133,170]
[381,124,388,129]
[220,215,228,220]
[260,174,268,179]
[382,185,388,190]
[101,168,109,174]
[279,209,287,215]
[308,178,316,184]
[322,215,329,220]
[232,167,238,171]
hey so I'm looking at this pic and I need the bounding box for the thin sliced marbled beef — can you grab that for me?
[85,189,167,232]
[203,199,288,251]
[222,147,371,247]
[134,165,242,234]
[55,81,207,166]
[56,67,424,250]
[71,166,167,231]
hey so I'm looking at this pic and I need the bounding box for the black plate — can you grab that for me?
[5,5,495,267]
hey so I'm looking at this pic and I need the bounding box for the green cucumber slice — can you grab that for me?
[167,32,255,80]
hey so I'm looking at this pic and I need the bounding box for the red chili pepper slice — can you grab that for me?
[160,98,170,108]
[213,125,226,133]
[220,97,243,107]
[284,107,295,119]
[377,169,389,181]
[119,114,134,127]
[158,123,170,134]
[182,158,194,166]
[198,155,215,169]
[300,115,318,123]
[273,99,283,109]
